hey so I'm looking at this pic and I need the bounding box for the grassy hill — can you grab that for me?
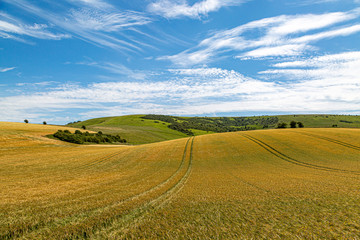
[66,115,189,145]
[1,122,360,238]
[66,114,360,144]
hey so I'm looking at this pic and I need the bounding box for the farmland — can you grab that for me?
[1,122,360,239]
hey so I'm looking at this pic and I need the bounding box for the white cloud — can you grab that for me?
[161,8,360,65]
[261,51,360,83]
[1,58,360,123]
[3,0,152,51]
[238,44,312,59]
[69,9,151,32]
[67,0,113,9]
[0,67,16,73]
[0,12,70,42]
[147,0,243,19]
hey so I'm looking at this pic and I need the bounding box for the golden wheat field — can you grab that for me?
[1,122,360,239]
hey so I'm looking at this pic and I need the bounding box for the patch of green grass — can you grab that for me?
[67,115,188,145]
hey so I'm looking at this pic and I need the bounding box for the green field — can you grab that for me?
[1,122,360,239]
[67,115,188,144]
[67,114,360,144]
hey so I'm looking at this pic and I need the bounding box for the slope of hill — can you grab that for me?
[1,122,360,238]
[67,115,189,145]
[66,114,360,144]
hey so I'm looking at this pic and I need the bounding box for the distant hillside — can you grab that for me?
[66,115,188,145]
[66,114,360,144]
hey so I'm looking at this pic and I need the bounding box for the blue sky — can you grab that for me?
[1,0,360,124]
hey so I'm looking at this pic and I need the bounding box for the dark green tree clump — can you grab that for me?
[290,121,297,128]
[43,121,47,125]
[53,130,126,144]
[297,122,304,128]
[277,122,287,128]
[24,119,29,123]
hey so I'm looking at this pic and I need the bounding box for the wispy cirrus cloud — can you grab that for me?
[261,51,360,83]
[67,0,113,9]
[75,60,147,80]
[3,0,152,51]
[0,67,16,73]
[147,0,244,19]
[0,12,70,42]
[160,8,360,66]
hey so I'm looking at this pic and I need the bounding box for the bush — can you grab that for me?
[290,121,297,128]
[43,121,47,125]
[277,123,287,128]
[297,122,304,128]
[24,119,29,123]
[81,125,86,130]
[52,130,127,144]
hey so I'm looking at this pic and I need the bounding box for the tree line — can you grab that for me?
[142,115,280,135]
[277,121,304,128]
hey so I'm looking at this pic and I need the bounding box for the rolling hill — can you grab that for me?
[1,121,360,238]
[66,115,189,145]
[66,114,360,144]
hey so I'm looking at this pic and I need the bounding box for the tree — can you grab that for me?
[290,121,297,128]
[81,125,86,130]
[297,122,304,128]
[43,121,47,125]
[24,119,29,123]
[277,122,287,128]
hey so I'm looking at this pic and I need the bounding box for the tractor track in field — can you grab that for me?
[14,137,194,240]
[30,153,172,211]
[242,134,360,175]
[92,136,195,238]
[296,132,360,151]
[75,150,128,170]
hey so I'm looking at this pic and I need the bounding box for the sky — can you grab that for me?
[1,0,360,124]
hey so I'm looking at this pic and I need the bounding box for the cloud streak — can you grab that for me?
[3,0,152,51]
[147,0,244,19]
[0,12,70,42]
[0,67,16,73]
[160,8,360,65]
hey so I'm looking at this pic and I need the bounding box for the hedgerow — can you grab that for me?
[53,130,127,144]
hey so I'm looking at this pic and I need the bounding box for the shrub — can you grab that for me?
[24,119,29,123]
[290,121,297,128]
[43,121,47,125]
[277,123,287,128]
[81,125,86,130]
[297,122,304,128]
[52,130,127,144]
